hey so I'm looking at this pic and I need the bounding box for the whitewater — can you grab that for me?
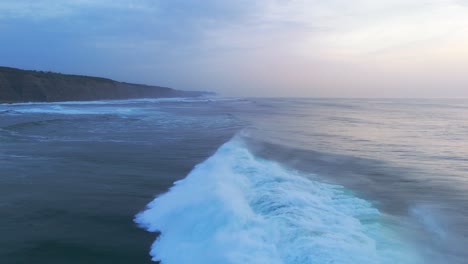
[135,137,423,264]
[2,97,468,263]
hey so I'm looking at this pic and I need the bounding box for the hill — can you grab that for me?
[0,66,208,103]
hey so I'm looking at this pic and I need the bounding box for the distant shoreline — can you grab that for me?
[0,66,212,103]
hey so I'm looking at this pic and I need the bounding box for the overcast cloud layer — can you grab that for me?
[1,0,467,97]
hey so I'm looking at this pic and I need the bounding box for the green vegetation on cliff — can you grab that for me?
[0,66,207,102]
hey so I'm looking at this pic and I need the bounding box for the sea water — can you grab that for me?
[1,98,467,263]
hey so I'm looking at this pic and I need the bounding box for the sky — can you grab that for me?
[1,0,467,97]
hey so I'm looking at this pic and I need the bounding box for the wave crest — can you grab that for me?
[135,138,421,263]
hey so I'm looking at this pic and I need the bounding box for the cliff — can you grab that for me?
[0,66,208,103]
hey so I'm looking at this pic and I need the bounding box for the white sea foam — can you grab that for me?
[135,138,422,264]
[0,96,245,107]
[1,104,143,115]
[0,97,246,115]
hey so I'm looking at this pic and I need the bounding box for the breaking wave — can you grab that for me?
[0,97,247,115]
[135,138,422,263]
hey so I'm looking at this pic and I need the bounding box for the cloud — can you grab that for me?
[0,0,157,19]
[195,0,468,58]
[0,0,467,97]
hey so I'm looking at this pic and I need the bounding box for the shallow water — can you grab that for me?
[1,98,467,263]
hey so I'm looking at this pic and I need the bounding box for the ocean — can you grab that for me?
[1,98,467,263]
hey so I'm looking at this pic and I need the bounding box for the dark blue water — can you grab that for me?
[1,98,467,263]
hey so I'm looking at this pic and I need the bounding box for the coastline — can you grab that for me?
[0,66,211,103]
